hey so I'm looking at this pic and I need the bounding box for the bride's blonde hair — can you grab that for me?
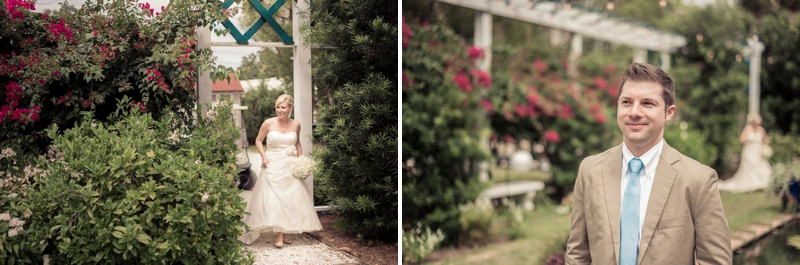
[746,113,761,125]
[275,94,294,108]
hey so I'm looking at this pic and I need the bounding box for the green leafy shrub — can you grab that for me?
[302,0,398,244]
[663,121,717,166]
[769,132,800,164]
[0,99,252,264]
[457,200,494,248]
[401,18,490,246]
[496,198,526,240]
[401,223,445,264]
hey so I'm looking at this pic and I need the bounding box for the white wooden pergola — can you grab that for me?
[440,0,765,115]
[438,0,687,71]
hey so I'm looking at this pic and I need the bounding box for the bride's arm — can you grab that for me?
[295,122,302,157]
[256,119,270,167]
[761,126,769,145]
[739,127,748,144]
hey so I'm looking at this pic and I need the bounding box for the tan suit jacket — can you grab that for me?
[566,142,731,265]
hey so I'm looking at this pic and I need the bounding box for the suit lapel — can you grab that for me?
[602,145,623,263]
[637,142,680,263]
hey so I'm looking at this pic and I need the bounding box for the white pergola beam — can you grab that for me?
[438,0,686,53]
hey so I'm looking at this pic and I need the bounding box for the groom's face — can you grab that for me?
[617,80,675,150]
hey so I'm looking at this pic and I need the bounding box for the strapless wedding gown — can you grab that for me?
[717,132,772,193]
[239,131,322,244]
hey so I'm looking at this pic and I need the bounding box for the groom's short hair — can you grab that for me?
[617,63,676,112]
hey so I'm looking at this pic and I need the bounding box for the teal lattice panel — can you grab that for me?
[222,0,294,45]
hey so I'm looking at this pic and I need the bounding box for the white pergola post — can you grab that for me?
[746,37,764,115]
[633,48,647,63]
[569,33,583,78]
[293,0,314,202]
[660,51,671,71]
[474,11,492,182]
[197,27,212,115]
[474,11,492,71]
[569,33,583,95]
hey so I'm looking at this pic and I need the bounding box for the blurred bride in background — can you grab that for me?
[718,113,772,193]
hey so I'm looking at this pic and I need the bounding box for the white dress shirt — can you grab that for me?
[620,139,663,241]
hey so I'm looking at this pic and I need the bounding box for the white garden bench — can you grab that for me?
[480,180,545,211]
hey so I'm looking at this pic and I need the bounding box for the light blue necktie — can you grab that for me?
[620,158,644,265]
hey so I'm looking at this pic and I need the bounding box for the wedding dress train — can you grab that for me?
[239,131,322,244]
[717,132,772,193]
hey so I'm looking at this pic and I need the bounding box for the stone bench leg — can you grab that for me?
[523,191,536,211]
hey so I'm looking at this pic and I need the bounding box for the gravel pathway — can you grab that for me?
[243,231,359,265]
[240,151,359,265]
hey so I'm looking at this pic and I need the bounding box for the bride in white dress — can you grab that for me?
[239,94,322,247]
[717,113,772,193]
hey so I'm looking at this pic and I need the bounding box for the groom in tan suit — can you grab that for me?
[566,63,731,264]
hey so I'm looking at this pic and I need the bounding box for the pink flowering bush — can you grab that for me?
[482,43,624,189]
[0,0,252,263]
[0,0,235,158]
[402,18,491,249]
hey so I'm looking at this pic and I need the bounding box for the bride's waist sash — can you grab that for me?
[265,146,298,157]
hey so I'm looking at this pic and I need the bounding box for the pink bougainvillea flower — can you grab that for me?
[544,129,561,143]
[531,60,548,74]
[480,98,494,114]
[467,46,484,61]
[402,71,414,87]
[526,93,539,106]
[5,0,36,20]
[402,16,412,48]
[593,77,608,90]
[470,69,491,88]
[453,70,472,92]
[593,112,607,124]
[503,133,515,143]
[515,103,527,117]
[558,103,573,119]
[605,63,618,75]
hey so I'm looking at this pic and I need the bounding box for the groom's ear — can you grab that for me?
[665,105,676,121]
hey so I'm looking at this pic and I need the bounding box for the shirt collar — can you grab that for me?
[621,139,663,179]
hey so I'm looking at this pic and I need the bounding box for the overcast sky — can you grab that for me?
[35,0,265,69]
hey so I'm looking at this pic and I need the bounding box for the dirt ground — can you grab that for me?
[309,212,398,265]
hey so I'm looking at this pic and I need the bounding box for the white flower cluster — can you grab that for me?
[205,109,217,121]
[70,171,84,180]
[168,130,180,144]
[0,148,16,159]
[46,145,60,162]
[4,215,26,237]
[402,223,445,263]
[201,193,210,203]
[291,155,316,179]
[285,146,297,157]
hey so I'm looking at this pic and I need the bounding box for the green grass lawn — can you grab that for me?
[719,190,783,233]
[430,190,785,264]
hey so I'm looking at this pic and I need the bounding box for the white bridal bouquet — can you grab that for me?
[291,155,316,179]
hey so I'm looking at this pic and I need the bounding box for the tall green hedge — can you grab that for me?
[401,20,490,246]
[300,0,398,243]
